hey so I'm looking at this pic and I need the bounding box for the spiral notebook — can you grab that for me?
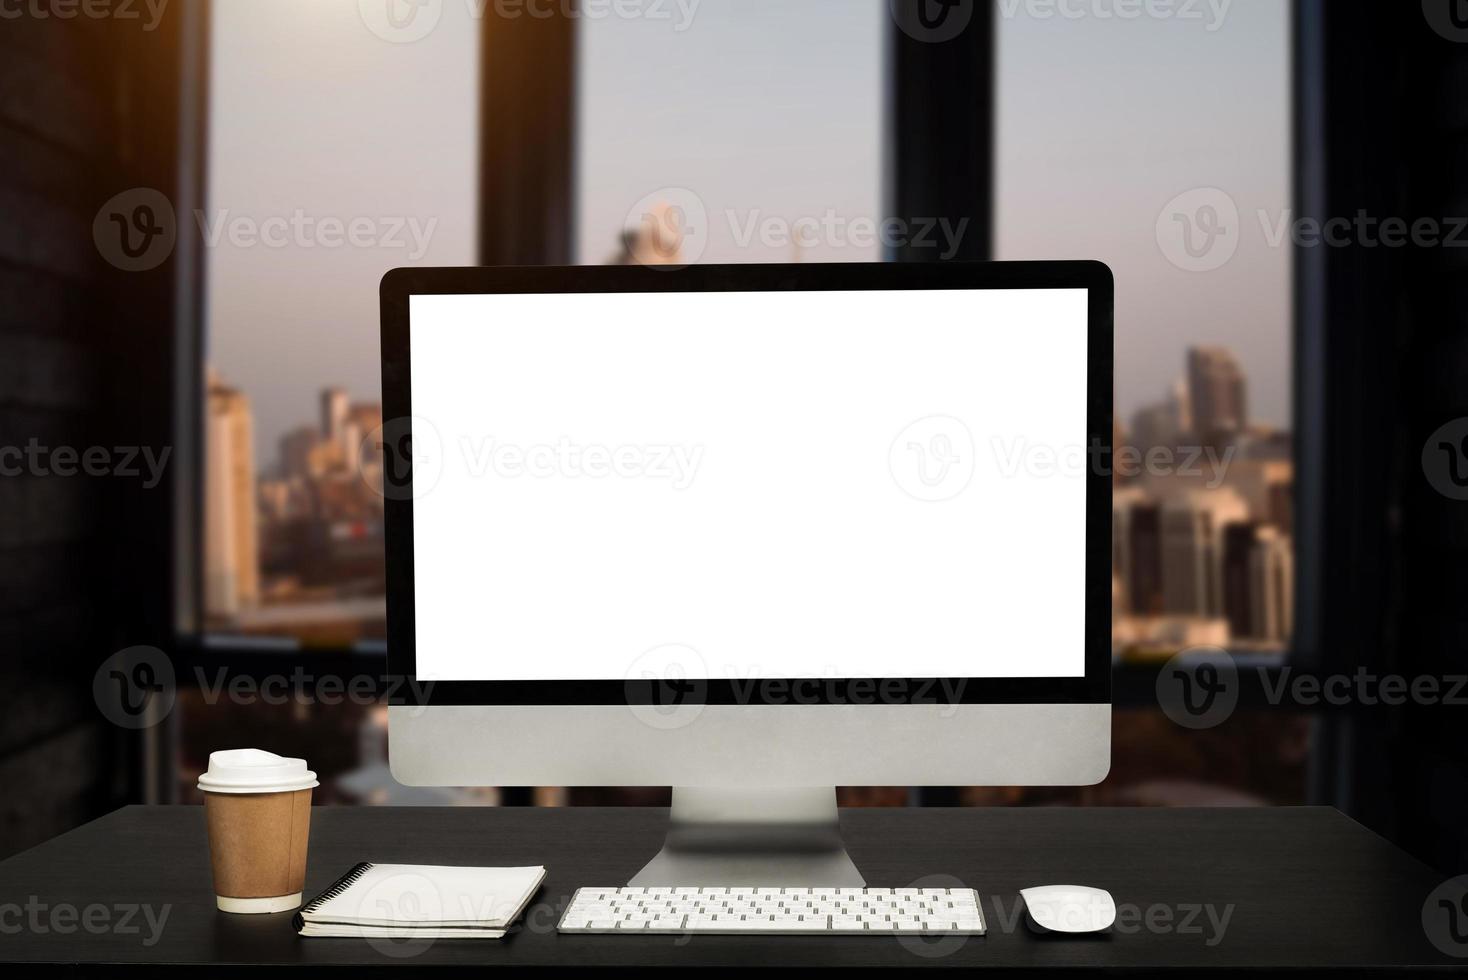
[294,862,547,940]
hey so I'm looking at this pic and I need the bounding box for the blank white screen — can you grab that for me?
[410,289,1089,681]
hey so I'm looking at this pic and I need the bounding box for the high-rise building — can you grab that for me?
[1170,377,1192,437]
[1187,347,1248,444]
[279,426,319,481]
[346,402,383,476]
[321,387,349,445]
[205,377,259,618]
[1160,489,1248,618]
[1127,501,1164,617]
[1220,459,1294,535]
[1249,527,1294,642]
[1221,523,1258,640]
[1129,379,1192,452]
[1113,486,1146,610]
[1222,523,1294,642]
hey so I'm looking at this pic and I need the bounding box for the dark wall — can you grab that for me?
[1304,0,1468,873]
[0,11,188,857]
[1386,3,1468,875]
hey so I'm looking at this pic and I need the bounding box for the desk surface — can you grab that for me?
[0,805,1460,972]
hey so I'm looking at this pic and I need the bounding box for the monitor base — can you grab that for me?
[628,786,866,887]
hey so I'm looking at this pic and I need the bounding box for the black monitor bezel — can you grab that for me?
[382,261,1113,706]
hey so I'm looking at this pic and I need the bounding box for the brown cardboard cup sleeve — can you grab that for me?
[198,749,319,914]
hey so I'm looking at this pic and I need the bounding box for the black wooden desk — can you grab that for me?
[0,805,1460,972]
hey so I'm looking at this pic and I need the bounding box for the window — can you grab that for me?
[188,1,1303,808]
[578,0,885,266]
[994,0,1299,807]
[995,0,1294,657]
[202,0,478,646]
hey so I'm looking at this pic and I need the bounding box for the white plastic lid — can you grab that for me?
[197,749,318,795]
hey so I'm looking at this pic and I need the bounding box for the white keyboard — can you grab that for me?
[558,886,986,935]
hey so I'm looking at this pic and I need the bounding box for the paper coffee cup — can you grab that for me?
[199,749,318,914]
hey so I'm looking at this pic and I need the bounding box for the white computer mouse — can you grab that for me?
[1019,885,1117,934]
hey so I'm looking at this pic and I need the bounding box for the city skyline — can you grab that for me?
[207,342,1293,654]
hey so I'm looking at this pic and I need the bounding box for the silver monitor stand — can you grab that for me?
[629,786,866,887]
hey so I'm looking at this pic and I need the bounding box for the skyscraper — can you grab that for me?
[1127,501,1165,617]
[1160,489,1248,618]
[205,376,259,618]
[1129,379,1192,453]
[279,426,319,481]
[1222,523,1295,642]
[1221,523,1259,640]
[1248,527,1294,642]
[1113,486,1146,610]
[321,387,349,444]
[1187,347,1248,444]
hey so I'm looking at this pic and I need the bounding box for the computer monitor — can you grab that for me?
[382,262,1112,886]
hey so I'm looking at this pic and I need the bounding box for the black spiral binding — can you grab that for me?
[300,862,375,916]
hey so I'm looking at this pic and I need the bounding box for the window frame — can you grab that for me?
[177,3,1317,727]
